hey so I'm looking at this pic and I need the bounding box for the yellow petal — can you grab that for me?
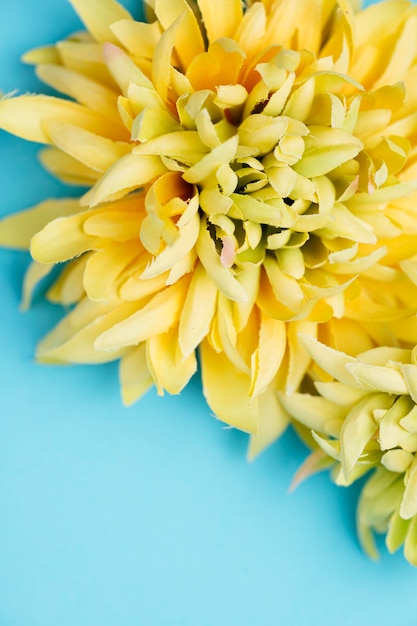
[47,255,89,305]
[0,198,83,250]
[216,294,251,375]
[263,255,304,313]
[37,300,137,364]
[298,334,358,386]
[83,241,140,302]
[200,340,258,434]
[0,95,121,143]
[94,277,188,350]
[103,42,154,94]
[152,15,182,103]
[178,262,218,356]
[40,148,100,186]
[110,19,162,59]
[119,344,154,405]
[82,154,166,206]
[21,261,55,311]
[36,63,122,124]
[250,315,286,396]
[286,320,317,393]
[68,0,132,44]
[147,325,197,394]
[154,0,205,67]
[141,213,199,279]
[44,121,131,172]
[247,389,289,459]
[197,0,243,42]
[31,211,99,263]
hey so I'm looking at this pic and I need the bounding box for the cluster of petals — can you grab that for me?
[282,335,417,565]
[2,0,417,460]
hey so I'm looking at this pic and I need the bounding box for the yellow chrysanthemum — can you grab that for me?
[282,335,417,565]
[2,0,417,455]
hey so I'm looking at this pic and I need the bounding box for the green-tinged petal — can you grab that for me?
[196,220,247,302]
[0,199,83,250]
[133,130,207,161]
[346,362,408,395]
[386,509,411,555]
[132,108,182,142]
[400,365,417,404]
[68,0,132,44]
[178,262,218,357]
[404,516,417,566]
[314,381,368,407]
[401,459,417,520]
[311,432,340,461]
[298,334,358,385]
[357,469,404,560]
[94,277,189,350]
[340,393,394,479]
[200,340,258,434]
[119,344,154,405]
[382,449,413,474]
[280,392,345,435]
[294,126,363,178]
[183,136,239,184]
[378,395,413,451]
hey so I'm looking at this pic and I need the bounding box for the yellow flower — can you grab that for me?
[2,0,417,456]
[281,334,417,565]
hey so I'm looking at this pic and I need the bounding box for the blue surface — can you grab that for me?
[0,2,416,625]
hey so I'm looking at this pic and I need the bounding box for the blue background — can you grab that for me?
[0,1,416,625]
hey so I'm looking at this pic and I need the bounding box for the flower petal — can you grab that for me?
[200,340,258,434]
[68,0,132,44]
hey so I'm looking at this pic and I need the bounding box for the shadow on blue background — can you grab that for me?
[0,2,416,625]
